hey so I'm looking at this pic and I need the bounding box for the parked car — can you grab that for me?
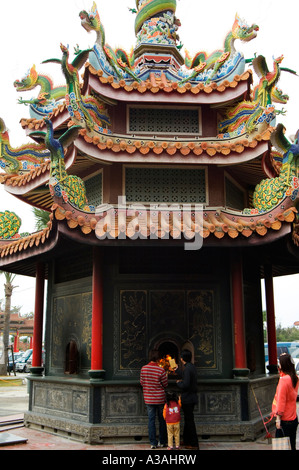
[264,342,290,370]
[7,351,24,372]
[291,350,299,371]
[15,349,33,372]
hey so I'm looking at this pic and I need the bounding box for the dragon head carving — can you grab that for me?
[80,2,103,33]
[232,14,259,42]
[14,65,39,91]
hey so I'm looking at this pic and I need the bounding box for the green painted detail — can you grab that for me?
[43,44,111,131]
[0,211,21,239]
[181,14,259,85]
[80,3,141,82]
[244,124,299,214]
[135,0,177,34]
[0,117,49,174]
[218,55,285,136]
[29,118,93,212]
[14,64,66,108]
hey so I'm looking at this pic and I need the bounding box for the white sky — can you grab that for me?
[0,0,298,327]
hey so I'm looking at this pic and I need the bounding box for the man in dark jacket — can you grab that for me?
[176,349,199,449]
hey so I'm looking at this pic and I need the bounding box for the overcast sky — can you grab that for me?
[0,0,298,327]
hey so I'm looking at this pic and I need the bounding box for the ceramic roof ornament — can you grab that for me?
[14,65,67,120]
[134,0,179,47]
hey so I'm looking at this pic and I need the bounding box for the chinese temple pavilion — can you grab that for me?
[0,1,299,444]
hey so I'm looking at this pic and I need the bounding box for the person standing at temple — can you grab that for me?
[272,353,299,451]
[163,392,181,449]
[140,349,168,449]
[176,349,199,449]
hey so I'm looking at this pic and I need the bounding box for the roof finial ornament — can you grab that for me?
[134,0,179,47]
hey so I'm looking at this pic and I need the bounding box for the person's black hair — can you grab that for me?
[181,349,192,363]
[166,392,179,405]
[149,349,161,362]
[279,353,298,388]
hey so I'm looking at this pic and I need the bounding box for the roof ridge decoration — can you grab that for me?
[86,63,252,94]
[134,0,180,47]
[42,43,111,132]
[79,2,258,86]
[0,211,21,240]
[14,65,67,120]
[80,2,142,83]
[244,124,299,214]
[0,117,50,174]
[179,14,259,86]
[218,55,287,138]
[28,118,94,212]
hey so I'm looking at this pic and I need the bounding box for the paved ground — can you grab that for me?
[0,374,295,453]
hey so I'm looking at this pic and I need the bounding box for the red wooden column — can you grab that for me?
[13,332,19,352]
[264,264,278,374]
[231,251,249,378]
[89,246,105,382]
[31,262,45,375]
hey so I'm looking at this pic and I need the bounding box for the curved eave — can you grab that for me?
[84,65,252,105]
[75,130,271,165]
[0,198,297,275]
[0,219,59,276]
[0,146,76,199]
[49,196,298,248]
[21,107,70,139]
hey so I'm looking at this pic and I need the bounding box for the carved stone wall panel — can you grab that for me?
[50,286,92,374]
[187,290,219,370]
[31,382,90,422]
[101,386,147,424]
[149,290,186,341]
[249,380,278,420]
[119,290,147,372]
[25,376,278,443]
[198,385,241,422]
[114,285,221,378]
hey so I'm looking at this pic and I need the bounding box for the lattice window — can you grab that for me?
[85,172,102,207]
[225,177,245,210]
[128,106,201,135]
[125,167,206,204]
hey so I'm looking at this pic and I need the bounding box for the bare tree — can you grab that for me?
[0,272,16,376]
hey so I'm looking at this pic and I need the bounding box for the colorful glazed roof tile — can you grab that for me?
[0,1,298,260]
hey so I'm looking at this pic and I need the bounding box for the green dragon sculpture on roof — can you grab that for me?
[14,65,66,119]
[29,118,94,211]
[43,43,111,132]
[0,117,50,174]
[80,2,257,86]
[179,14,259,85]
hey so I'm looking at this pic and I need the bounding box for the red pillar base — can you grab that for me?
[29,366,44,377]
[232,368,250,379]
[88,369,105,383]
